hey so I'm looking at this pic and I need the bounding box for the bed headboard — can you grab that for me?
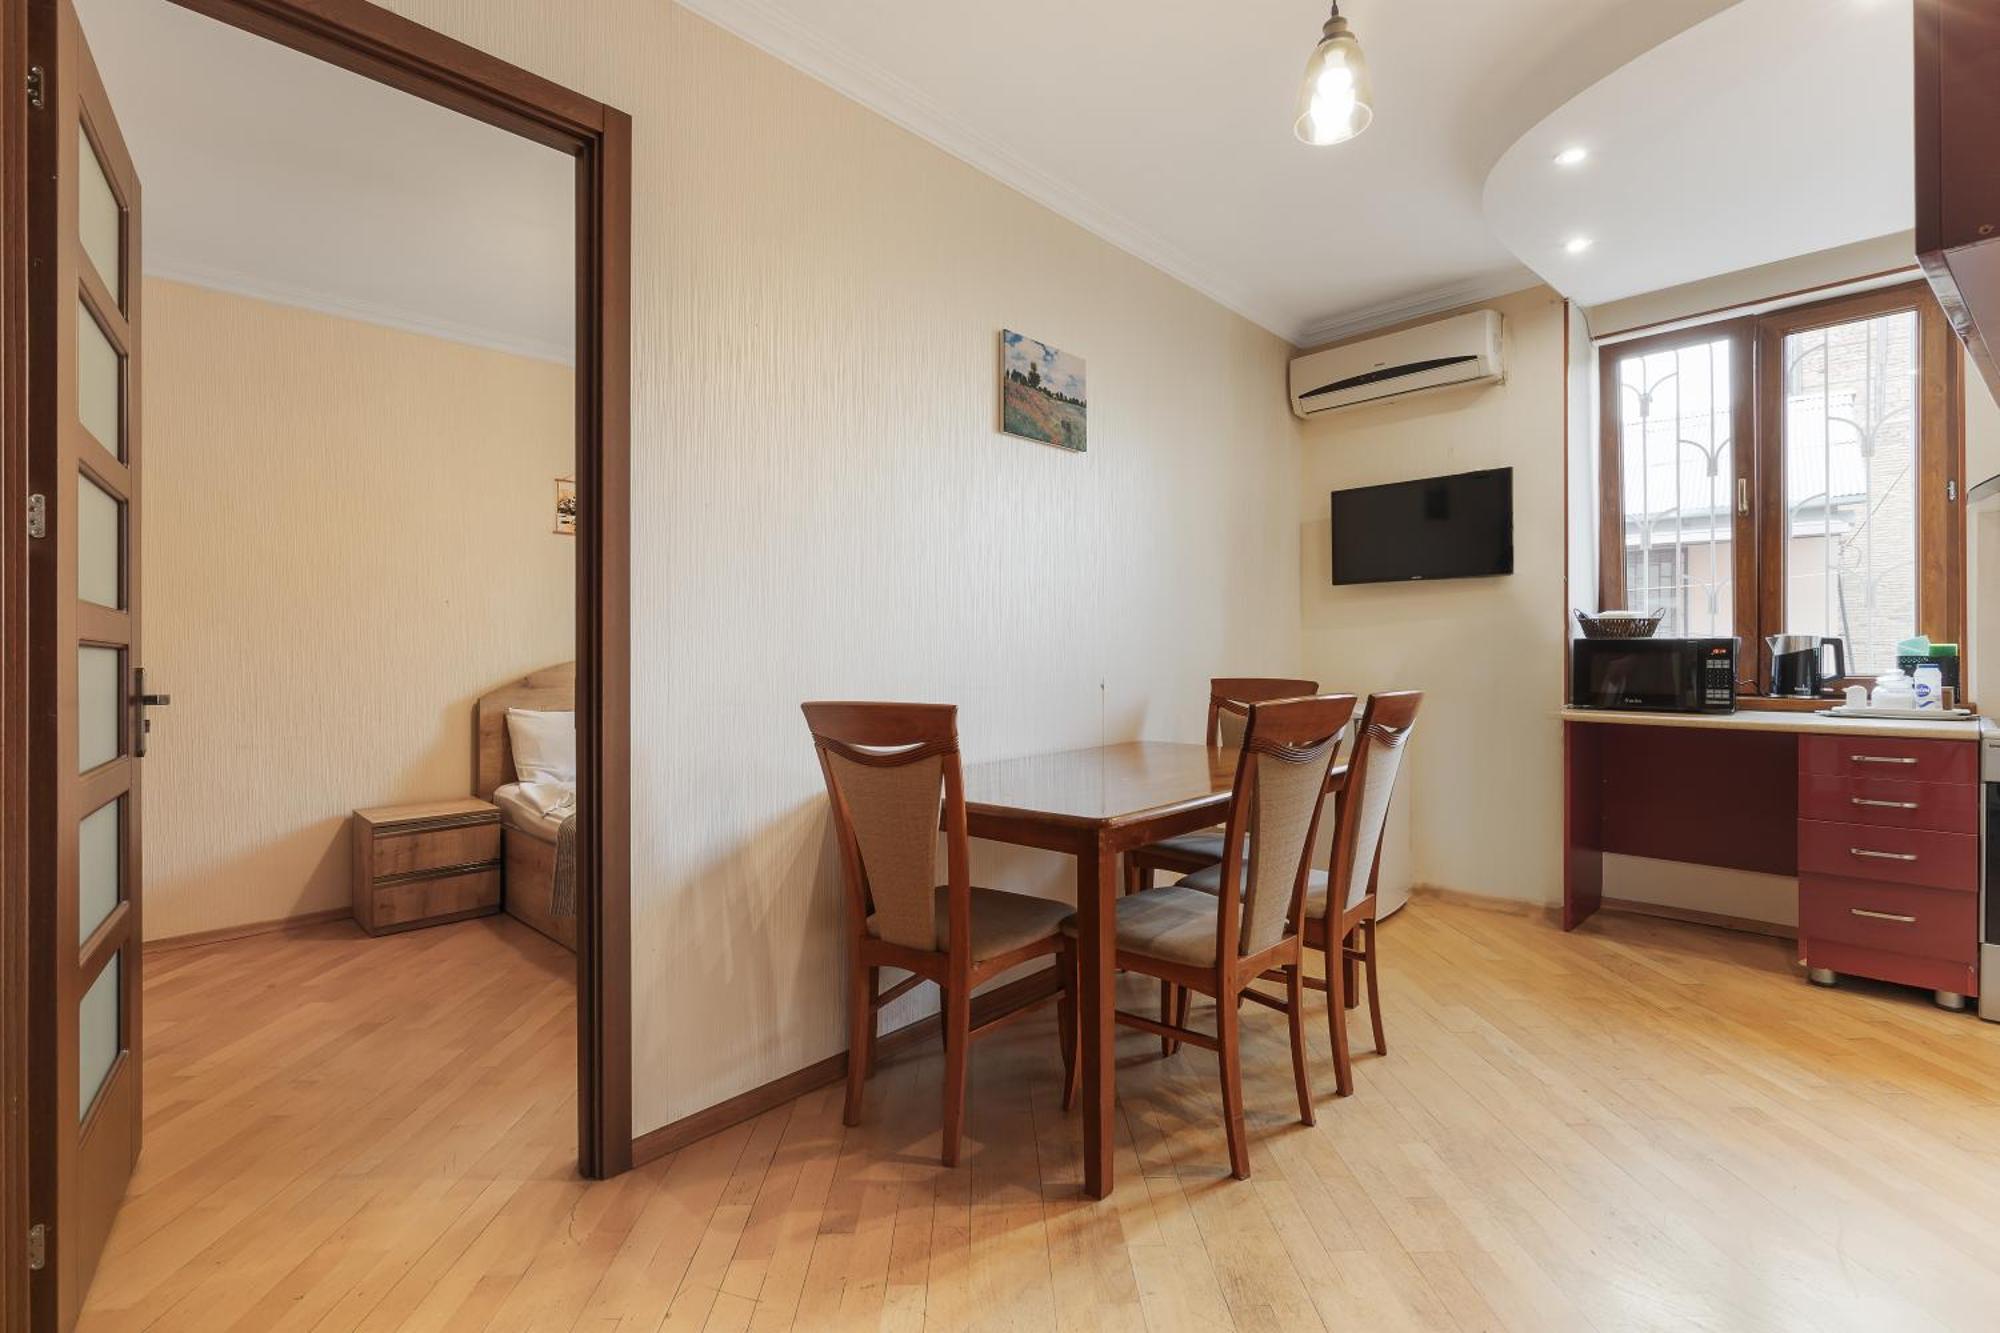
[474,661,576,800]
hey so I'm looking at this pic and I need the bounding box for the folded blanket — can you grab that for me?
[551,813,578,920]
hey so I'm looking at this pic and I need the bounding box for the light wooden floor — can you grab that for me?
[81,900,2000,1332]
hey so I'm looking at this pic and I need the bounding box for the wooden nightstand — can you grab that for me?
[351,798,503,935]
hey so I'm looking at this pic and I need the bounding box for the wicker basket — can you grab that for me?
[1574,609,1665,640]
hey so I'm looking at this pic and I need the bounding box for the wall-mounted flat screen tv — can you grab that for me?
[1330,467,1514,585]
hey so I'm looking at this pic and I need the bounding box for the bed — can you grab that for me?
[474,662,577,951]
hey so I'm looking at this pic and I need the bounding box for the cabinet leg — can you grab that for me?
[1934,990,1968,1012]
[1807,967,1838,987]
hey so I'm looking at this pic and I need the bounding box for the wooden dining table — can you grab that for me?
[958,740,1237,1200]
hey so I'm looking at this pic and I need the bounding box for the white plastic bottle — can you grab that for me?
[1912,664,1944,711]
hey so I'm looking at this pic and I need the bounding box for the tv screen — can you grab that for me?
[1330,468,1513,585]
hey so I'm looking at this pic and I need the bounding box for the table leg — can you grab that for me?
[1077,836,1117,1199]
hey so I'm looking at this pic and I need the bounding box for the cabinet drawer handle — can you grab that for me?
[1850,848,1918,862]
[1850,754,1918,765]
[1850,908,1917,924]
[1850,796,1920,810]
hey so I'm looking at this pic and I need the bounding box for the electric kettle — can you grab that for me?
[1766,634,1846,698]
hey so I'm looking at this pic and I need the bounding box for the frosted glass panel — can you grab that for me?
[79,799,121,945]
[77,302,120,457]
[78,473,120,608]
[79,953,120,1121]
[78,646,120,772]
[79,132,121,300]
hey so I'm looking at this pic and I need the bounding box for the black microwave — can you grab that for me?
[1570,637,1738,714]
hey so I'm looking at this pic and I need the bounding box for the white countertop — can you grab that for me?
[1559,706,1982,741]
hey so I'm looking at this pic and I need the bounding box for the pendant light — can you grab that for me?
[1293,2,1374,146]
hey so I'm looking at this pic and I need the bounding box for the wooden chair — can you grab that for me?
[1059,694,1356,1179]
[1180,690,1421,1096]
[803,702,1077,1167]
[1121,677,1320,895]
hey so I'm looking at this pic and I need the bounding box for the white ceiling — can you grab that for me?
[71,0,1765,357]
[74,0,575,363]
[676,0,1738,344]
[1483,0,1913,309]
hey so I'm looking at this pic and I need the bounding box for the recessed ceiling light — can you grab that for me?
[1564,236,1594,255]
[1553,146,1589,167]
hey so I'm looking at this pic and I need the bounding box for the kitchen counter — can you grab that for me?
[1559,706,1982,742]
[1563,706,1987,1008]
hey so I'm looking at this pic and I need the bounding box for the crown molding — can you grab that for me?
[144,260,576,366]
[673,0,1298,340]
[1292,268,1541,350]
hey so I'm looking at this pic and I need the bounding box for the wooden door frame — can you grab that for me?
[4,1,33,1327]
[1752,281,1966,681]
[2,1,632,1321]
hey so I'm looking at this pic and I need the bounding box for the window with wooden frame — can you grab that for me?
[1598,282,1964,695]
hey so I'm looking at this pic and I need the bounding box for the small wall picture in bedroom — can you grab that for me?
[1000,330,1087,452]
[554,476,576,535]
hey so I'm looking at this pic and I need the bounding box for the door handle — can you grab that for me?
[1850,754,1917,766]
[1849,797,1919,810]
[1850,908,1917,924]
[1849,848,1917,862]
[133,666,170,758]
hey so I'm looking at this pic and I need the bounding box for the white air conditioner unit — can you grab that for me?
[1289,309,1504,418]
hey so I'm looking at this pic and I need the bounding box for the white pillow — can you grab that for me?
[506,708,576,785]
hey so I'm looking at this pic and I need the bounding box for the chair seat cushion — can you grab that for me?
[1179,860,1331,918]
[1059,884,1220,967]
[1135,830,1226,864]
[868,886,1072,962]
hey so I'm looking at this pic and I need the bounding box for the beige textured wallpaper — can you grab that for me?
[1299,286,1566,907]
[140,278,574,940]
[364,0,1305,1135]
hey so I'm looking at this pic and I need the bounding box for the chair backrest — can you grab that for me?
[1208,676,1320,748]
[1213,694,1356,959]
[801,702,968,956]
[1324,691,1423,917]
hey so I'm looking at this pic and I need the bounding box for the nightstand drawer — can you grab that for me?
[370,868,501,932]
[372,821,500,877]
[351,798,503,936]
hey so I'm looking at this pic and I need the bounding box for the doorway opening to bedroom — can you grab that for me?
[89,0,582,1163]
[11,0,630,1319]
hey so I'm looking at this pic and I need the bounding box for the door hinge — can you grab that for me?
[27,493,46,539]
[1948,477,1959,503]
[1736,478,1750,516]
[27,1223,45,1271]
[26,66,44,111]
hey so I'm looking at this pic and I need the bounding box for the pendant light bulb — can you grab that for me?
[1294,4,1374,146]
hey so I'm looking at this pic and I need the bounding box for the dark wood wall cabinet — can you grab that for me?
[1916,0,2000,404]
